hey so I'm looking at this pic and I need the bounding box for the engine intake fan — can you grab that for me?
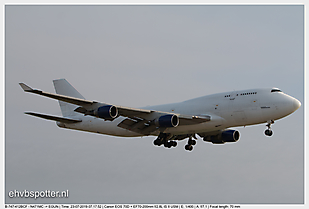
[94,105,118,120]
[155,114,179,128]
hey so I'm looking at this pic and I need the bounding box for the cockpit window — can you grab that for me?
[271,89,282,93]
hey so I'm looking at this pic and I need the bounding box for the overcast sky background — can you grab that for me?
[5,5,304,204]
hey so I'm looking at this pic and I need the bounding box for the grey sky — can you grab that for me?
[5,5,304,204]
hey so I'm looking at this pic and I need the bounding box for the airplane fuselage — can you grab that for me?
[57,88,300,137]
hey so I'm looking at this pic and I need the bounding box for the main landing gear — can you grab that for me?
[153,133,197,151]
[264,120,274,137]
[185,135,197,151]
[153,133,177,148]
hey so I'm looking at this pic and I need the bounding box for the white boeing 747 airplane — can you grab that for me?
[19,79,301,151]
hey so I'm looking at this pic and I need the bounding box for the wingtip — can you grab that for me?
[19,83,33,91]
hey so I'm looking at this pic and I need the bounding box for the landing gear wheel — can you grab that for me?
[154,133,169,147]
[185,144,193,151]
[265,129,273,137]
[154,139,164,146]
[172,141,177,147]
[153,139,160,146]
[185,135,196,151]
[164,141,169,148]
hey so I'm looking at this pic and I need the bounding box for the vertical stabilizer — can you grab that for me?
[53,79,85,117]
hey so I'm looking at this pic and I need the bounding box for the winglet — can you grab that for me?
[19,83,33,92]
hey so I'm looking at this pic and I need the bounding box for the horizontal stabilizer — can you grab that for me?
[25,112,82,123]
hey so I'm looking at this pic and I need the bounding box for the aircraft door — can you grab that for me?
[229,91,237,100]
[228,91,238,109]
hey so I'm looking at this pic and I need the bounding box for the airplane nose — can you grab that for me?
[293,98,301,110]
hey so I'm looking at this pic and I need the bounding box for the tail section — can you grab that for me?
[53,79,85,117]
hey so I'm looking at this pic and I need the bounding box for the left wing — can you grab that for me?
[19,82,210,134]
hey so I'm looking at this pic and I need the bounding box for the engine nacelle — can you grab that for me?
[203,130,240,144]
[155,114,179,128]
[93,105,118,120]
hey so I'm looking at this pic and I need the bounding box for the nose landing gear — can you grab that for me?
[264,120,274,137]
[265,129,273,136]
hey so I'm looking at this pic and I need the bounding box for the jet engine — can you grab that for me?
[155,114,179,128]
[93,105,118,120]
[203,130,240,144]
